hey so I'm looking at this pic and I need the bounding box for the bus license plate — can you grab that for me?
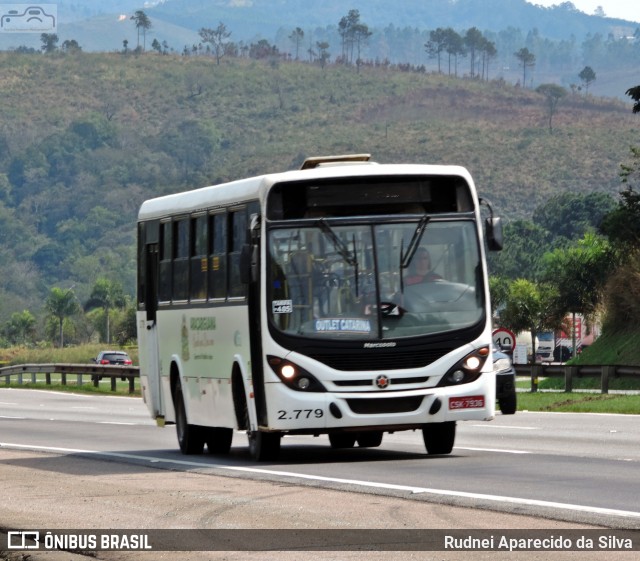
[449,395,485,410]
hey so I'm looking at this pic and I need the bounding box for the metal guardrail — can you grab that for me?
[1,363,140,394]
[3,362,639,395]
[514,364,640,394]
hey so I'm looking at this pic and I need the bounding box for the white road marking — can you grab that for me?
[470,424,539,430]
[456,446,530,454]
[2,441,639,521]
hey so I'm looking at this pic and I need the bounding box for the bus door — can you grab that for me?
[143,242,163,418]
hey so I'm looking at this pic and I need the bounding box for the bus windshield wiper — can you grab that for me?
[400,215,430,270]
[317,219,357,267]
[317,219,360,297]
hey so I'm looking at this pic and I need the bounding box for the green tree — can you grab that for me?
[40,33,58,54]
[534,192,616,243]
[338,9,370,68]
[627,85,640,113]
[480,37,497,81]
[198,23,232,65]
[542,233,616,355]
[316,41,330,68]
[61,39,81,54]
[45,287,80,347]
[85,278,126,344]
[289,27,304,61]
[499,279,561,363]
[578,66,596,94]
[487,220,553,281]
[601,147,640,249]
[130,10,152,51]
[425,28,448,73]
[514,47,536,87]
[444,28,465,77]
[536,83,567,132]
[465,27,484,78]
[489,276,510,319]
[4,310,37,345]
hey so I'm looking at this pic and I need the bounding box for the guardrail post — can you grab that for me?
[110,377,117,392]
[564,366,576,393]
[601,365,614,394]
[46,373,51,385]
[77,374,83,386]
[61,372,67,386]
[31,373,36,383]
[18,373,23,385]
[128,376,135,394]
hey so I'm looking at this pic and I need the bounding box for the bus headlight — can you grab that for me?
[438,346,490,387]
[267,356,326,392]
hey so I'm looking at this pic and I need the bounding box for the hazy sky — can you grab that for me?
[527,1,640,23]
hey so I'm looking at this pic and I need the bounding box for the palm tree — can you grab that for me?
[85,278,126,344]
[46,287,80,347]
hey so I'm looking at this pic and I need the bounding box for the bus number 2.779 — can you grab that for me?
[278,409,324,420]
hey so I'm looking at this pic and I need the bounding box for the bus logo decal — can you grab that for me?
[375,375,390,389]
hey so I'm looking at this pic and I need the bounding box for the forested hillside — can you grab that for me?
[0,49,637,339]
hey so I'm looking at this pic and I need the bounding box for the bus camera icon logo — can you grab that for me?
[1,5,57,33]
[8,531,40,549]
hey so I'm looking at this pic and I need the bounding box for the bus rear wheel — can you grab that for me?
[204,427,233,454]
[422,421,456,455]
[174,382,205,455]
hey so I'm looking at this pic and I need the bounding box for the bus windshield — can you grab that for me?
[267,219,484,340]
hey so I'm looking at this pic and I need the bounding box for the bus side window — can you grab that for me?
[228,210,247,298]
[173,218,189,301]
[190,215,207,301]
[158,221,172,303]
[209,213,227,300]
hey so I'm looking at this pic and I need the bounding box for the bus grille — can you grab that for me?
[306,348,450,371]
[346,396,424,414]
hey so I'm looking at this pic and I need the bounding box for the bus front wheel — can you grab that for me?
[174,382,205,455]
[328,433,356,449]
[248,430,281,461]
[422,421,456,455]
[356,431,383,448]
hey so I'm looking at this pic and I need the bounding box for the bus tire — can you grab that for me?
[204,427,233,454]
[174,381,205,455]
[422,421,456,455]
[328,433,356,449]
[499,393,517,415]
[248,430,281,461]
[356,431,383,448]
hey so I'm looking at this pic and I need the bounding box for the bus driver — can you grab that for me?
[405,247,442,285]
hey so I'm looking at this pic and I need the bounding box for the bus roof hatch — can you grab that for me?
[300,154,372,170]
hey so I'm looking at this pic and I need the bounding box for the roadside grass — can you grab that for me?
[2,381,141,397]
[516,392,640,414]
[517,376,640,392]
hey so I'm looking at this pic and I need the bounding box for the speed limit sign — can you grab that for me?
[492,328,516,352]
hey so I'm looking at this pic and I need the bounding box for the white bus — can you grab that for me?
[136,155,503,461]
